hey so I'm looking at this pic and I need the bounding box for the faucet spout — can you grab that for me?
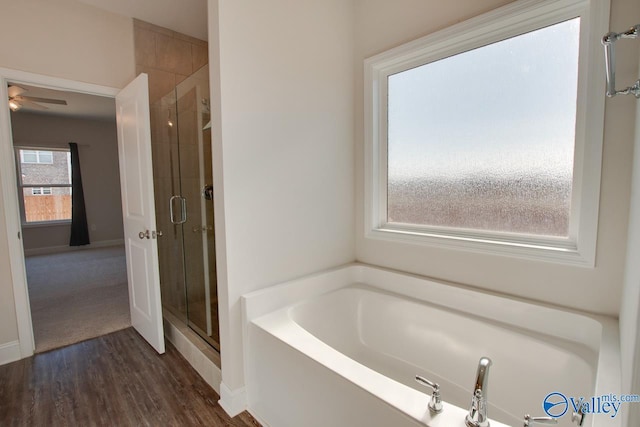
[465,357,492,427]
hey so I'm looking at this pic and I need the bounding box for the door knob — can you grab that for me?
[138,230,150,239]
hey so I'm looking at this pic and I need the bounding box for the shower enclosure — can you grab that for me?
[149,65,219,350]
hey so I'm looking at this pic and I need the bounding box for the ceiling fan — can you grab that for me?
[8,85,68,112]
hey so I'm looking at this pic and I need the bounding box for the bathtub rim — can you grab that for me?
[241,262,621,427]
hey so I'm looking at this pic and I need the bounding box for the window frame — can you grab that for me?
[15,146,72,226]
[31,187,53,196]
[363,0,609,266]
[20,149,54,164]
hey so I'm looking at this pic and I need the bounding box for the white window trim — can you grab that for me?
[364,0,609,267]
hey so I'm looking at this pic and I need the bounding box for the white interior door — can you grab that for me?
[115,73,165,354]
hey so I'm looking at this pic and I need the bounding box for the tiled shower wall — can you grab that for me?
[133,19,208,104]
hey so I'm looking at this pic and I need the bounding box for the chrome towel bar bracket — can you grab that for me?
[602,24,640,98]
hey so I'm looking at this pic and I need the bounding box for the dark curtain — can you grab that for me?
[69,142,90,246]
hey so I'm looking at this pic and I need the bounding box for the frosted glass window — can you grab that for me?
[387,18,580,237]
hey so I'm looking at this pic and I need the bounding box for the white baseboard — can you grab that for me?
[0,340,22,366]
[23,239,124,256]
[218,382,247,417]
[163,314,222,394]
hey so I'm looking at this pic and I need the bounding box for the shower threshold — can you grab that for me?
[163,309,222,393]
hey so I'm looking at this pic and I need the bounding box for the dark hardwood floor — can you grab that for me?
[0,328,260,427]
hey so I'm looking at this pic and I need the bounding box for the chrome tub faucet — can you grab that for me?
[415,375,443,413]
[466,356,493,427]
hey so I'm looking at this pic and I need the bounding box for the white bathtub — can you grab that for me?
[242,264,621,427]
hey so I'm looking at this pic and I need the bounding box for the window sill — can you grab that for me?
[22,220,72,229]
[366,226,594,267]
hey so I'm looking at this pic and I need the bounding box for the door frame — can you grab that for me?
[0,67,120,358]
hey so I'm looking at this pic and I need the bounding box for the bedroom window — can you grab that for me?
[364,0,608,265]
[15,148,72,224]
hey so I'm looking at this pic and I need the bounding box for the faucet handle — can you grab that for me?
[415,375,443,413]
[571,407,586,426]
[524,414,558,426]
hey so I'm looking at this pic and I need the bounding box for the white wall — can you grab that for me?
[0,0,135,354]
[354,0,640,317]
[10,113,123,253]
[210,0,355,399]
[0,0,135,89]
[620,52,640,426]
[77,0,208,41]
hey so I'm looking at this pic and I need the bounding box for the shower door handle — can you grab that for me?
[169,195,187,225]
[169,196,179,224]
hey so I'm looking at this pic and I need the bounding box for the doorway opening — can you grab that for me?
[8,82,130,353]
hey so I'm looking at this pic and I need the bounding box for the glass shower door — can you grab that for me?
[176,65,219,349]
[151,91,188,323]
[151,64,220,350]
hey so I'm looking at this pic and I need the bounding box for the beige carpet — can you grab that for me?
[25,246,131,353]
